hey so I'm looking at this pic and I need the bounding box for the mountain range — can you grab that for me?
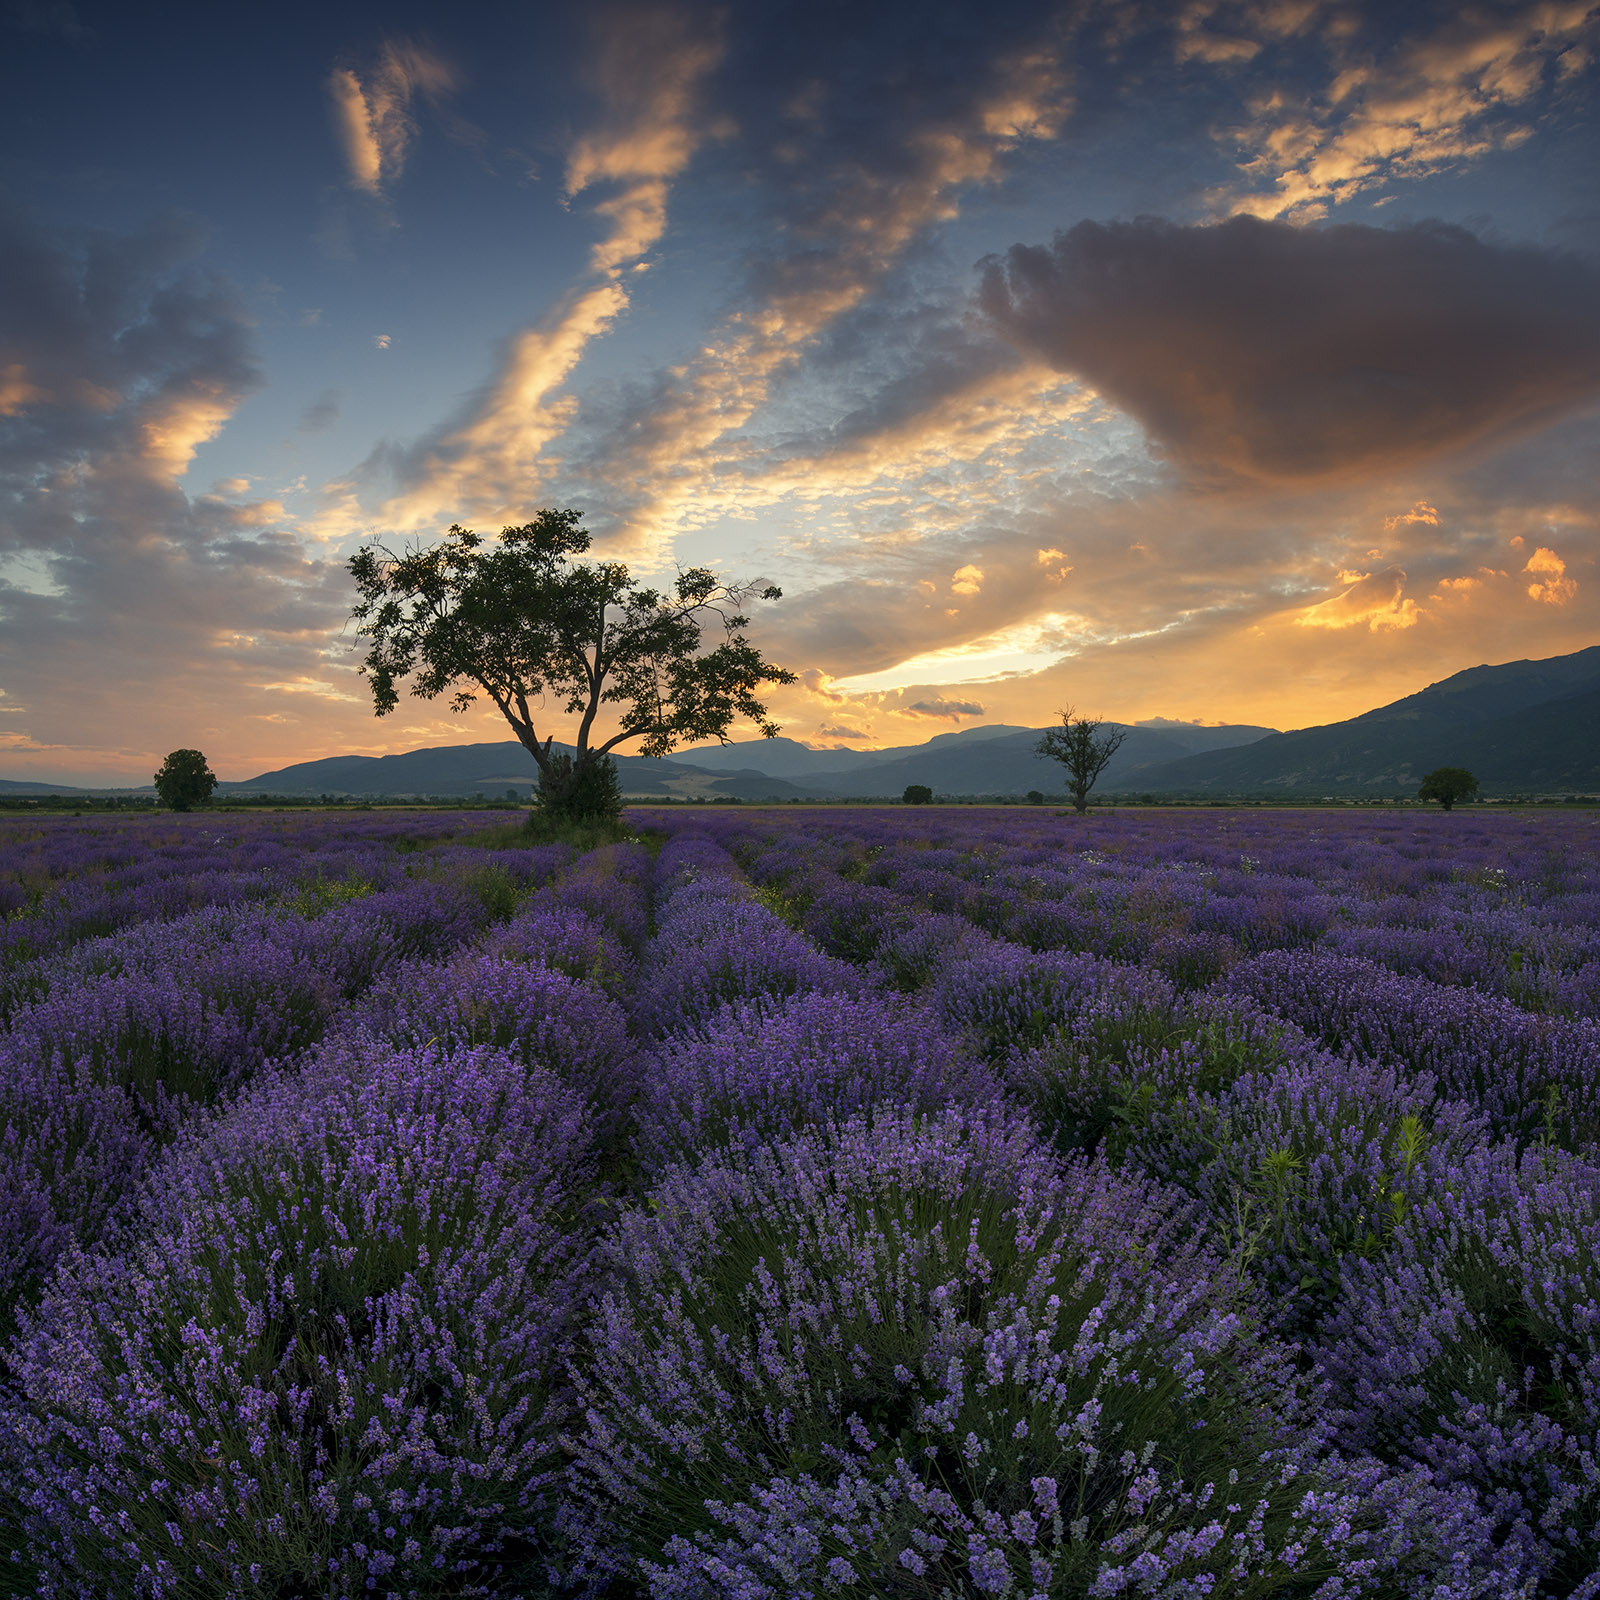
[6,647,1597,800]
[1127,645,1600,796]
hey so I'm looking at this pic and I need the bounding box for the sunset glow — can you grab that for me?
[1,0,1596,783]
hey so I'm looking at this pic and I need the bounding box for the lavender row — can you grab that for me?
[3,805,1600,1596]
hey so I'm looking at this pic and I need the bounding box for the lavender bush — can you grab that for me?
[3,803,1600,1593]
[1314,1143,1600,1593]
[4,1040,597,1599]
[570,1106,1485,1595]
[346,950,638,1131]
[629,989,999,1173]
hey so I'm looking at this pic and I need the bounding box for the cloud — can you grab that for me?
[563,8,1077,557]
[1384,501,1439,530]
[1205,2,1599,219]
[905,696,986,719]
[799,666,848,704]
[1525,545,1577,604]
[980,216,1600,483]
[0,210,352,777]
[1293,566,1420,631]
[372,4,722,533]
[328,41,458,197]
[0,209,261,516]
[816,721,872,740]
[298,390,342,433]
[951,563,983,596]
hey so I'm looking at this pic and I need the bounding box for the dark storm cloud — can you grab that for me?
[979,216,1600,483]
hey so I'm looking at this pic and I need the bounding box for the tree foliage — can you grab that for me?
[152,749,217,812]
[902,784,933,806]
[1418,766,1479,811]
[1035,707,1127,814]
[348,510,795,823]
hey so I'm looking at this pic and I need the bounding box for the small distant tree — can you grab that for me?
[1418,767,1479,811]
[153,749,217,812]
[903,784,933,806]
[349,510,795,825]
[1036,706,1127,815]
[1026,789,1045,806]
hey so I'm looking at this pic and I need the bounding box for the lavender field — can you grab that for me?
[3,805,1600,1598]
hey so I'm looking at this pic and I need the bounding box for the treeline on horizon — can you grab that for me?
[4,792,1600,815]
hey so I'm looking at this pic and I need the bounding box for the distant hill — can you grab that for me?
[1127,646,1600,796]
[220,721,1275,801]
[663,724,1033,779]
[222,741,820,801]
[789,722,1277,798]
[12,647,1596,800]
[0,778,95,796]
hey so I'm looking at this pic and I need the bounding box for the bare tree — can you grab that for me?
[1035,706,1127,814]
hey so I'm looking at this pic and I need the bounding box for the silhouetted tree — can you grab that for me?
[349,510,795,824]
[1026,789,1045,806]
[153,749,217,812]
[1036,707,1127,814]
[1418,766,1479,811]
[903,784,933,805]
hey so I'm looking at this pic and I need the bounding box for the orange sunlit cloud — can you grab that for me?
[1525,546,1578,605]
[1300,567,1423,631]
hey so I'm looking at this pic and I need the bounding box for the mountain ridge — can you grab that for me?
[6,647,1597,798]
[1126,648,1600,796]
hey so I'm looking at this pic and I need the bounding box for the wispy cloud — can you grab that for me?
[573,28,1076,561]
[298,390,342,434]
[328,40,458,198]
[373,3,723,533]
[1294,565,1421,631]
[1206,1,1599,219]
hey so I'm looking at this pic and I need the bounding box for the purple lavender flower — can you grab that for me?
[629,989,1000,1173]
[4,1040,596,1599]
[1313,1142,1600,1588]
[568,1106,1424,1594]
[344,950,638,1128]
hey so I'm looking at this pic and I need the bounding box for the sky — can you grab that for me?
[1,0,1597,784]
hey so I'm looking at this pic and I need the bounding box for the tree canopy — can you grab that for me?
[153,749,217,812]
[1418,766,1479,811]
[348,510,795,821]
[1035,707,1127,814]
